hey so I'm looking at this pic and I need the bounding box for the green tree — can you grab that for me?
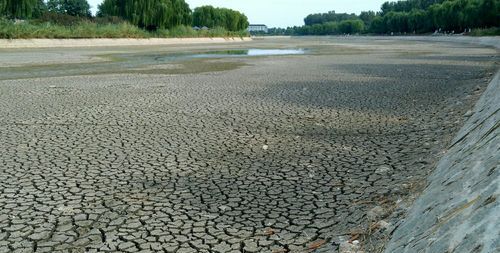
[192,6,248,31]
[462,0,481,28]
[268,0,500,36]
[407,9,430,32]
[33,0,47,17]
[98,0,192,30]
[192,5,215,28]
[304,11,358,26]
[1,0,45,18]
[478,0,500,27]
[374,0,499,34]
[0,0,5,15]
[0,0,6,16]
[337,19,365,34]
[384,11,409,33]
[323,22,339,35]
[170,0,192,27]
[370,16,386,33]
[359,11,376,27]
[47,0,91,17]
[381,0,446,15]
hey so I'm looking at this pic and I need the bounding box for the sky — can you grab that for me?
[87,0,387,28]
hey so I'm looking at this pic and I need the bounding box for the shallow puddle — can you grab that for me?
[154,48,306,62]
[0,49,306,80]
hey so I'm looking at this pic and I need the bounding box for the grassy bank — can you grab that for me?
[0,19,249,39]
[468,27,500,36]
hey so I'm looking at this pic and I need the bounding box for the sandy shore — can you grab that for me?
[0,37,252,49]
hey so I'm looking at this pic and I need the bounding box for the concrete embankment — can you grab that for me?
[0,37,252,49]
[396,36,500,49]
[385,70,499,252]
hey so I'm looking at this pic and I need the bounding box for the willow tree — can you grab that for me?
[47,0,91,17]
[170,0,192,27]
[1,0,43,18]
[0,0,5,15]
[192,6,249,31]
[98,0,191,30]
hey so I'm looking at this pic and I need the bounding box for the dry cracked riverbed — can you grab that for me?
[0,37,498,253]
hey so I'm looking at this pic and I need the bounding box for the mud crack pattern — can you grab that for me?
[0,37,497,252]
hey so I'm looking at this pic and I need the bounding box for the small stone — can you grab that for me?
[262,145,269,150]
[375,165,393,174]
[124,222,142,229]
[57,206,76,215]
[52,234,71,242]
[376,220,393,231]
[339,241,364,253]
[243,240,259,253]
[258,239,273,247]
[74,213,86,221]
[177,247,197,253]
[174,235,189,243]
[212,242,231,253]
[367,206,386,220]
[28,231,50,240]
[118,242,135,250]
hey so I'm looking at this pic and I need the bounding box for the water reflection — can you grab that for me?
[188,49,306,58]
[0,49,306,80]
[247,49,305,56]
[152,49,306,62]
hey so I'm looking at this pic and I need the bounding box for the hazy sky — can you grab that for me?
[87,0,387,28]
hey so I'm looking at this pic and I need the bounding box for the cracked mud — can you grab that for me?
[0,37,498,252]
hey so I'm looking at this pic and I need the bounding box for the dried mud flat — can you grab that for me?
[0,37,498,253]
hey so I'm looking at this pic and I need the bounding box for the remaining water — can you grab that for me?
[155,49,306,62]
[245,49,305,56]
[190,49,306,58]
[0,49,306,80]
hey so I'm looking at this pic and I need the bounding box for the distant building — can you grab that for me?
[248,24,268,33]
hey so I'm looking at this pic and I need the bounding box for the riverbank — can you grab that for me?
[0,37,497,252]
[0,18,250,39]
[385,69,499,253]
[0,37,252,49]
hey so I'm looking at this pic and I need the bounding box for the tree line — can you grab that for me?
[0,0,249,31]
[304,11,358,26]
[0,0,47,19]
[267,0,499,35]
[192,6,248,32]
[373,0,499,33]
[97,0,192,30]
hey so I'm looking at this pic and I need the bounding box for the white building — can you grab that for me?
[248,24,268,33]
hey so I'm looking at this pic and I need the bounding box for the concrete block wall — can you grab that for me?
[384,70,499,252]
